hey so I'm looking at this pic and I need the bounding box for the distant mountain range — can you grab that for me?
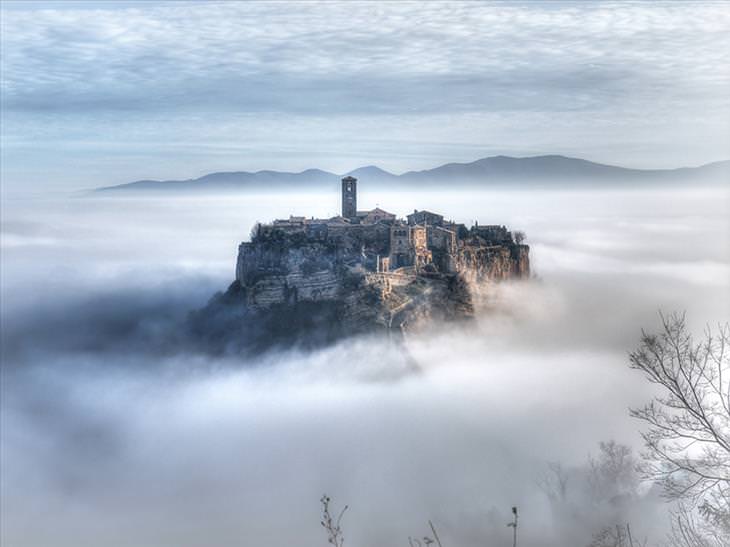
[94,155,729,194]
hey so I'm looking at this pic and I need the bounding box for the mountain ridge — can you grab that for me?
[94,155,730,193]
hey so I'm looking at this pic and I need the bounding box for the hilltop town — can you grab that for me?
[191,177,529,351]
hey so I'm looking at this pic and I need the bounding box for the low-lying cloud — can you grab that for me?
[1,189,728,546]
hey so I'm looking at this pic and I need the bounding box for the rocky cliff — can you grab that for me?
[189,235,528,354]
[455,244,530,282]
[235,241,341,308]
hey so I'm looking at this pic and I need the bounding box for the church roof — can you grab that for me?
[408,209,443,218]
[326,215,352,225]
[356,207,395,217]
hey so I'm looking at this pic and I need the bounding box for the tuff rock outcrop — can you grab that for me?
[189,217,529,354]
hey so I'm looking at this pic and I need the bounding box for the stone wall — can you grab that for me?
[236,219,530,316]
[236,240,343,308]
[455,243,530,282]
[242,270,342,309]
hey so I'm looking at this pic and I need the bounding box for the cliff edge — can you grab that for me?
[189,178,529,353]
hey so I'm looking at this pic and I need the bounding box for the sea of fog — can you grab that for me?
[1,187,729,547]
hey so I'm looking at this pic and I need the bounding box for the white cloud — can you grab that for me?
[1,1,729,189]
[3,2,728,112]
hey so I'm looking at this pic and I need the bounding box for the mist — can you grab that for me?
[1,186,728,546]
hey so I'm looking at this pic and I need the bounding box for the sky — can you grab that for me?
[3,4,730,543]
[1,1,730,193]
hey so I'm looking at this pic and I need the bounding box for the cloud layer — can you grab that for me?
[3,2,729,114]
[2,187,728,546]
[1,1,729,191]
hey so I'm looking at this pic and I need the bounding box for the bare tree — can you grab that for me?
[320,495,348,547]
[629,313,730,538]
[429,520,443,547]
[590,523,646,547]
[250,221,262,241]
[537,461,569,503]
[665,502,726,547]
[537,443,638,506]
[588,441,639,504]
[514,230,526,245]
[507,506,518,547]
[407,520,443,547]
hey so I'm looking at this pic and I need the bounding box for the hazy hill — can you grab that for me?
[400,155,730,186]
[345,165,400,183]
[94,155,729,194]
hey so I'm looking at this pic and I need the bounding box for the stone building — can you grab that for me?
[239,175,529,283]
[389,222,411,269]
[428,225,458,272]
[341,176,357,219]
[356,207,396,225]
[473,224,512,244]
[411,224,432,269]
[384,221,432,270]
[407,209,444,227]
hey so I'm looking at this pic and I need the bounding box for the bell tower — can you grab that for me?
[341,176,357,219]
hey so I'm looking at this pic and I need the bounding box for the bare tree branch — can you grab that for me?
[320,494,348,547]
[629,314,730,544]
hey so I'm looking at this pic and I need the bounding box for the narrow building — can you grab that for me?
[341,176,357,219]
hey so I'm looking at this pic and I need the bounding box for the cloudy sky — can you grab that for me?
[1,1,729,193]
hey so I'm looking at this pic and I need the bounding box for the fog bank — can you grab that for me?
[1,187,728,546]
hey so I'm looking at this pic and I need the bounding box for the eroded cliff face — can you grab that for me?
[454,244,530,282]
[228,238,526,337]
[235,241,341,308]
[189,236,529,354]
[338,271,474,333]
[236,240,528,308]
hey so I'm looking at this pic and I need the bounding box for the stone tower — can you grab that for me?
[341,176,357,219]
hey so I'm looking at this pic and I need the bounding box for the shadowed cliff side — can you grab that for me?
[186,178,529,355]
[187,270,477,355]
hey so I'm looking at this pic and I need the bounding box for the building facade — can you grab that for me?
[341,176,357,219]
[244,175,528,279]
